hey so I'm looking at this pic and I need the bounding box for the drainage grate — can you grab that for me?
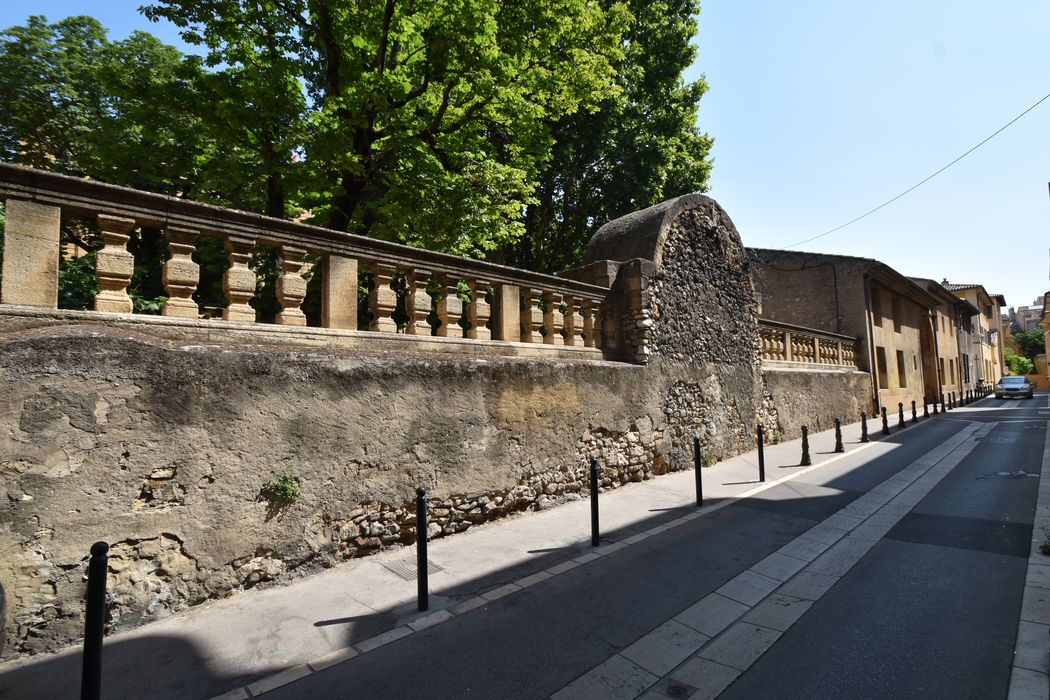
[381,557,444,581]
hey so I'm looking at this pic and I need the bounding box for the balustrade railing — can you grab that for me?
[0,164,606,353]
[759,320,858,368]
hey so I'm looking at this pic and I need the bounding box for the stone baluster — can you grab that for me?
[94,214,136,313]
[161,227,200,318]
[582,300,598,348]
[542,291,562,345]
[437,275,464,338]
[275,244,308,326]
[406,268,432,336]
[492,283,519,341]
[521,288,543,343]
[466,279,491,341]
[222,235,257,322]
[367,263,399,333]
[565,296,584,346]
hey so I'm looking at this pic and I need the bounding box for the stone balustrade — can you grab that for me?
[0,164,607,355]
[759,319,858,368]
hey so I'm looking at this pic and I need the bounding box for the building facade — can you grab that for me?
[942,282,1006,385]
[749,249,940,412]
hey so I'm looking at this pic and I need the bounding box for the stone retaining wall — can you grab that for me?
[761,364,873,439]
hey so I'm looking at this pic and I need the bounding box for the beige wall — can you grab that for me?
[869,281,930,410]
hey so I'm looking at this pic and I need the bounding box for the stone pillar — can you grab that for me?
[521,288,543,343]
[406,268,432,335]
[93,214,137,313]
[466,279,492,340]
[222,235,257,322]
[0,200,61,307]
[368,263,399,333]
[275,244,308,326]
[321,255,358,330]
[492,283,519,341]
[437,275,464,338]
[161,227,200,318]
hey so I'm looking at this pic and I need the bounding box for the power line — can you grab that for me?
[787,90,1050,249]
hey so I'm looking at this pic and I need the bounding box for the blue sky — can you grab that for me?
[3,2,1049,311]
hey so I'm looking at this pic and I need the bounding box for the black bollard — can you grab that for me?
[860,411,870,442]
[757,425,766,482]
[800,425,812,466]
[834,418,844,453]
[933,397,939,414]
[881,406,890,435]
[416,487,429,612]
[81,541,109,700]
[951,392,956,408]
[590,457,600,546]
[923,397,929,418]
[911,400,917,424]
[897,402,905,429]
[941,394,947,413]
[693,437,703,507]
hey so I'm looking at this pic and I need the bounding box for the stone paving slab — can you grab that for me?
[619,620,710,677]
[550,654,658,700]
[667,657,741,700]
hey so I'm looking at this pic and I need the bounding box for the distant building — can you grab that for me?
[749,249,940,411]
[941,282,1006,385]
[1005,297,1045,333]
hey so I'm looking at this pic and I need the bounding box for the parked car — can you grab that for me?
[995,375,1034,399]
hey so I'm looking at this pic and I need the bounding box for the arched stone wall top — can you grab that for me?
[582,193,719,267]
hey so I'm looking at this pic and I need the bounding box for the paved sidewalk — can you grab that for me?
[0,399,1020,699]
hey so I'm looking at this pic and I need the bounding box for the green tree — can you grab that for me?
[144,0,630,257]
[1004,347,1035,376]
[1014,330,1045,360]
[502,0,713,272]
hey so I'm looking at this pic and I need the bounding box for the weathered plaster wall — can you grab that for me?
[0,328,689,657]
[762,365,872,440]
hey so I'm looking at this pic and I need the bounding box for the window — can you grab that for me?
[938,358,945,384]
[949,359,955,384]
[913,356,917,370]
[941,316,946,334]
[963,354,970,382]
[876,346,888,389]
[892,297,902,333]
[897,350,907,388]
[872,289,883,327]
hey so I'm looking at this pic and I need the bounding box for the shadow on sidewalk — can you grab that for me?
[0,632,282,700]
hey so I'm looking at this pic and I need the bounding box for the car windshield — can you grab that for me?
[1000,377,1027,386]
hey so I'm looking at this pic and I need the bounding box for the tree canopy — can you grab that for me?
[0,2,711,268]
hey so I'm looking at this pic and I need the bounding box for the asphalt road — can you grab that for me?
[720,395,1044,700]
[268,399,1038,700]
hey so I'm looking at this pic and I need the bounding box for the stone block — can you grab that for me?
[0,199,61,307]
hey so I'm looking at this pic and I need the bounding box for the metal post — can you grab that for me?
[834,418,843,453]
[933,397,939,414]
[416,487,429,612]
[693,437,703,507]
[81,541,109,700]
[757,425,766,482]
[800,425,812,466]
[897,402,905,429]
[860,411,869,442]
[590,457,600,546]
[923,397,929,418]
[941,394,947,413]
[881,407,890,435]
[911,400,917,424]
